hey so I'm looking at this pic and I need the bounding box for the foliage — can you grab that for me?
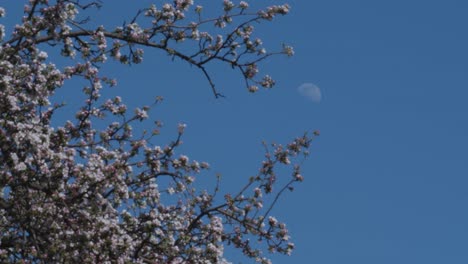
[0,1,316,263]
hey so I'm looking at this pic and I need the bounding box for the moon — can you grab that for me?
[298,83,322,103]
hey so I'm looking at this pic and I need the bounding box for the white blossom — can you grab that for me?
[0,1,310,263]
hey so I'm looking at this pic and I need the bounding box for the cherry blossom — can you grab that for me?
[0,1,318,263]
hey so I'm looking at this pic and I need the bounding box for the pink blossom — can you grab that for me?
[0,1,312,263]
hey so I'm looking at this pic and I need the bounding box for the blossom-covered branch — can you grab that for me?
[0,1,316,263]
[2,0,293,97]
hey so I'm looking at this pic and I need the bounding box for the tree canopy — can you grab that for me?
[0,1,317,263]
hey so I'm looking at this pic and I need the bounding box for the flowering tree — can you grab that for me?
[0,1,317,263]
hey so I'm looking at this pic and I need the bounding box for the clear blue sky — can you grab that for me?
[3,1,468,263]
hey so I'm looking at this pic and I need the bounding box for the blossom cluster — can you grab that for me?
[0,1,314,263]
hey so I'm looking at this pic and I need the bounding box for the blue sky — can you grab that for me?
[2,0,468,263]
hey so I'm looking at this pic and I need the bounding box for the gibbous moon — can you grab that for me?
[298,83,322,103]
